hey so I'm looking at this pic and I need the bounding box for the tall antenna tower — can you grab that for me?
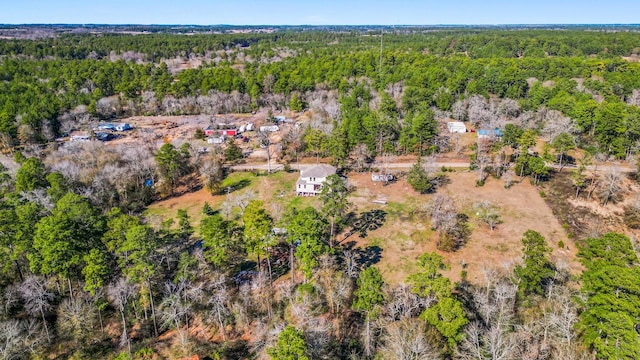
[379,29,383,80]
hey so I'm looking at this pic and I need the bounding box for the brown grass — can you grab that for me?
[146,171,317,232]
[146,169,582,286]
[345,171,581,285]
[542,171,640,242]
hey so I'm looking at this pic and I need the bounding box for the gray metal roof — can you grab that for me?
[300,164,336,178]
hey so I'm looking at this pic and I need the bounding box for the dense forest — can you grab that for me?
[1,27,640,359]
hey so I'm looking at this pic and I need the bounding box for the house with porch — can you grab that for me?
[296,164,336,196]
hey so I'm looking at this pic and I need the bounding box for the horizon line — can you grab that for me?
[2,23,640,27]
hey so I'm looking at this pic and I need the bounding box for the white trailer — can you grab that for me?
[259,125,279,132]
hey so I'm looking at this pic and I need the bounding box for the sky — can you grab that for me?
[1,0,639,25]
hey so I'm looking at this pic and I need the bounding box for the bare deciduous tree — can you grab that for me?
[0,319,23,359]
[598,167,623,205]
[428,194,458,235]
[384,283,433,321]
[452,99,468,122]
[160,282,191,348]
[458,271,519,360]
[473,201,502,231]
[207,273,230,340]
[0,318,46,359]
[19,189,54,213]
[497,98,521,119]
[56,293,97,345]
[343,250,359,279]
[95,97,122,119]
[349,144,372,172]
[503,170,515,189]
[541,110,576,143]
[18,276,53,343]
[379,318,440,360]
[107,278,136,353]
[201,156,224,195]
[251,271,274,320]
[257,130,276,173]
[427,193,469,251]
[475,138,493,184]
[231,189,256,220]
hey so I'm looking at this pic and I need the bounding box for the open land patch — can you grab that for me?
[345,171,581,285]
[150,169,581,286]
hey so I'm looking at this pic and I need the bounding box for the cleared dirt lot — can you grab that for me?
[149,169,580,286]
[346,171,581,284]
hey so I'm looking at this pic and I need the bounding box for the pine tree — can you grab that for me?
[514,230,554,297]
[319,174,350,248]
[267,325,309,360]
[224,138,243,162]
[407,158,432,194]
[353,266,385,358]
[408,253,468,351]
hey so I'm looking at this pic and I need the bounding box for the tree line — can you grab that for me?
[2,30,640,161]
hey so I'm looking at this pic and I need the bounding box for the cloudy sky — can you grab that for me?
[2,0,639,25]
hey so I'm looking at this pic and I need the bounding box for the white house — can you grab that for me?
[296,164,337,196]
[447,121,467,133]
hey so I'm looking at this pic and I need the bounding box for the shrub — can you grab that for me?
[407,161,432,194]
[194,128,205,140]
[623,207,640,229]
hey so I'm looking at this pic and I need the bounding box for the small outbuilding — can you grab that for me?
[447,121,467,133]
[478,128,503,139]
[220,129,237,137]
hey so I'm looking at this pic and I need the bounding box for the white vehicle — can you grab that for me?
[371,174,395,182]
[207,136,225,144]
[259,125,279,132]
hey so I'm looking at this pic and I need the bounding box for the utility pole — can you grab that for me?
[379,29,383,80]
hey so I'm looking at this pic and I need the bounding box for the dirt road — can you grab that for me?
[230,161,471,172]
[230,161,634,173]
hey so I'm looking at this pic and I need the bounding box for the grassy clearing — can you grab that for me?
[145,171,319,234]
[145,170,581,285]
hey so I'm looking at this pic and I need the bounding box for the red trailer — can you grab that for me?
[220,129,238,136]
